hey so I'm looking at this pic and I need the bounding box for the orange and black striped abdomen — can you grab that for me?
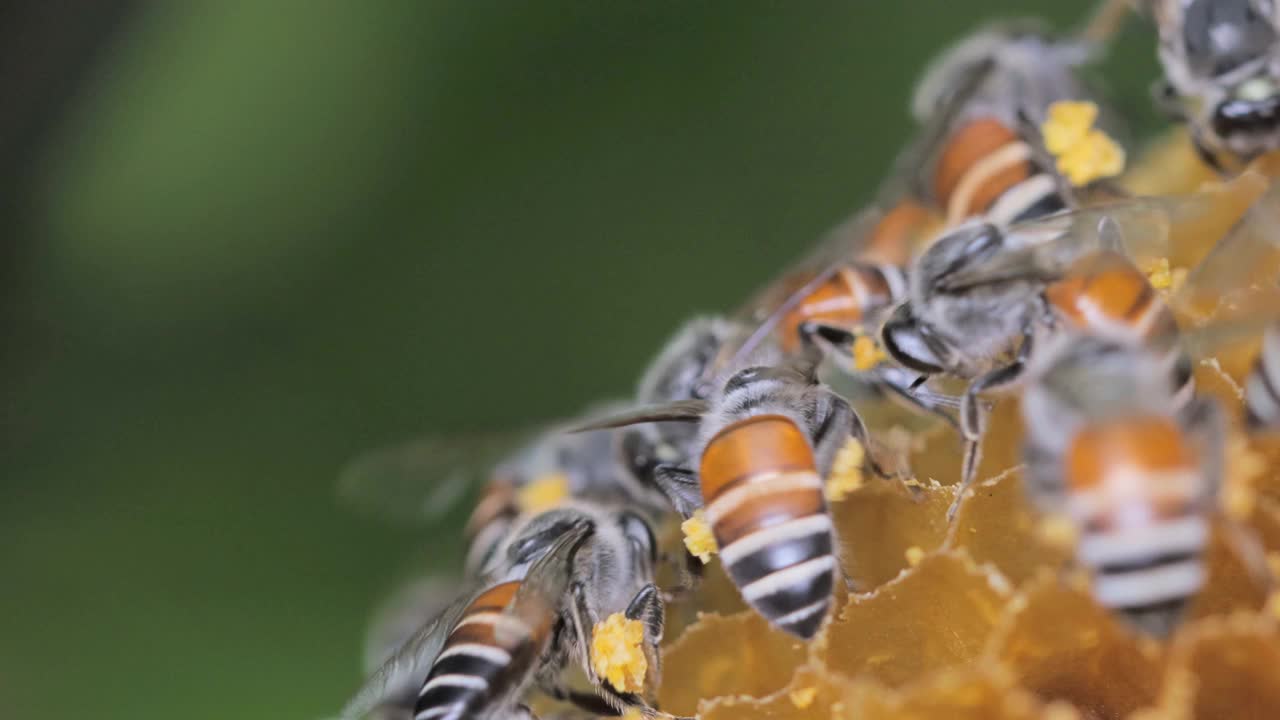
[415,580,545,720]
[463,481,518,574]
[863,200,942,266]
[1045,259,1176,344]
[777,264,902,353]
[1064,419,1208,635]
[933,118,1033,222]
[700,415,835,638]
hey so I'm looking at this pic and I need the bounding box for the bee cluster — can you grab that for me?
[338,3,1280,719]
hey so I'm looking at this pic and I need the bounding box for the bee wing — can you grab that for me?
[337,430,535,526]
[1171,179,1280,321]
[935,177,1266,292]
[362,577,463,675]
[339,586,480,720]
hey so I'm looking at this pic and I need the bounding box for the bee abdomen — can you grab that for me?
[1078,515,1208,636]
[414,581,537,720]
[780,265,904,352]
[933,117,1033,221]
[701,415,836,639]
[1245,323,1280,430]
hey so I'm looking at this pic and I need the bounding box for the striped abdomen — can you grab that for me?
[1245,322,1280,430]
[1064,418,1208,636]
[1045,258,1192,406]
[932,117,1067,226]
[415,581,547,720]
[700,415,835,639]
[463,482,519,575]
[862,200,942,266]
[777,264,906,353]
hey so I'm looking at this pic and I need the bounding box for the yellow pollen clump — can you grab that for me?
[905,546,925,567]
[826,437,866,502]
[591,612,648,694]
[851,334,888,371]
[1041,100,1125,186]
[1042,100,1098,155]
[789,686,817,709]
[682,510,718,564]
[516,472,569,514]
[1143,257,1188,294]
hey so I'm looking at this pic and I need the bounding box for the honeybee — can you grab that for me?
[580,360,874,639]
[882,176,1280,498]
[339,402,668,576]
[1148,0,1280,169]
[1019,332,1225,637]
[616,316,751,494]
[340,502,679,720]
[1245,321,1280,428]
[731,21,1115,423]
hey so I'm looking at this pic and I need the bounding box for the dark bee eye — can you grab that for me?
[881,306,946,375]
[1212,93,1280,136]
[509,518,583,565]
[619,430,657,481]
[724,367,764,393]
[617,510,658,564]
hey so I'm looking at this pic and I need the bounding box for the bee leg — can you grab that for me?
[625,583,666,690]
[652,464,703,519]
[625,584,665,644]
[565,583,690,720]
[952,357,1028,520]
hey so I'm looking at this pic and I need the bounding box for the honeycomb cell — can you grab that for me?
[945,469,1071,588]
[830,479,953,591]
[986,573,1164,719]
[658,610,808,717]
[1170,615,1280,720]
[840,666,1075,720]
[820,551,1010,687]
[697,666,844,720]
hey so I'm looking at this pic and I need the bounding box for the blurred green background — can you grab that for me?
[0,3,1158,719]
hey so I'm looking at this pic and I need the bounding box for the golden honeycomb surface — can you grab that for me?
[648,140,1280,719]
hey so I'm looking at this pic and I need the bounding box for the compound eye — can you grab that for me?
[617,510,658,565]
[881,306,945,375]
[723,367,765,394]
[619,430,658,482]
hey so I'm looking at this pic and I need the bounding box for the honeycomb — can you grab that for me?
[648,141,1280,718]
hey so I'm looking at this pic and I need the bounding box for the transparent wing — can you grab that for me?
[362,576,463,675]
[337,429,535,526]
[934,174,1269,293]
[340,585,480,720]
[1171,177,1280,322]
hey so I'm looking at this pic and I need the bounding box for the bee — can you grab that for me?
[616,316,750,492]
[882,176,1280,498]
[339,402,668,577]
[1148,0,1280,169]
[1245,321,1280,428]
[340,502,679,720]
[1019,331,1225,637]
[730,21,1114,424]
[580,360,874,639]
